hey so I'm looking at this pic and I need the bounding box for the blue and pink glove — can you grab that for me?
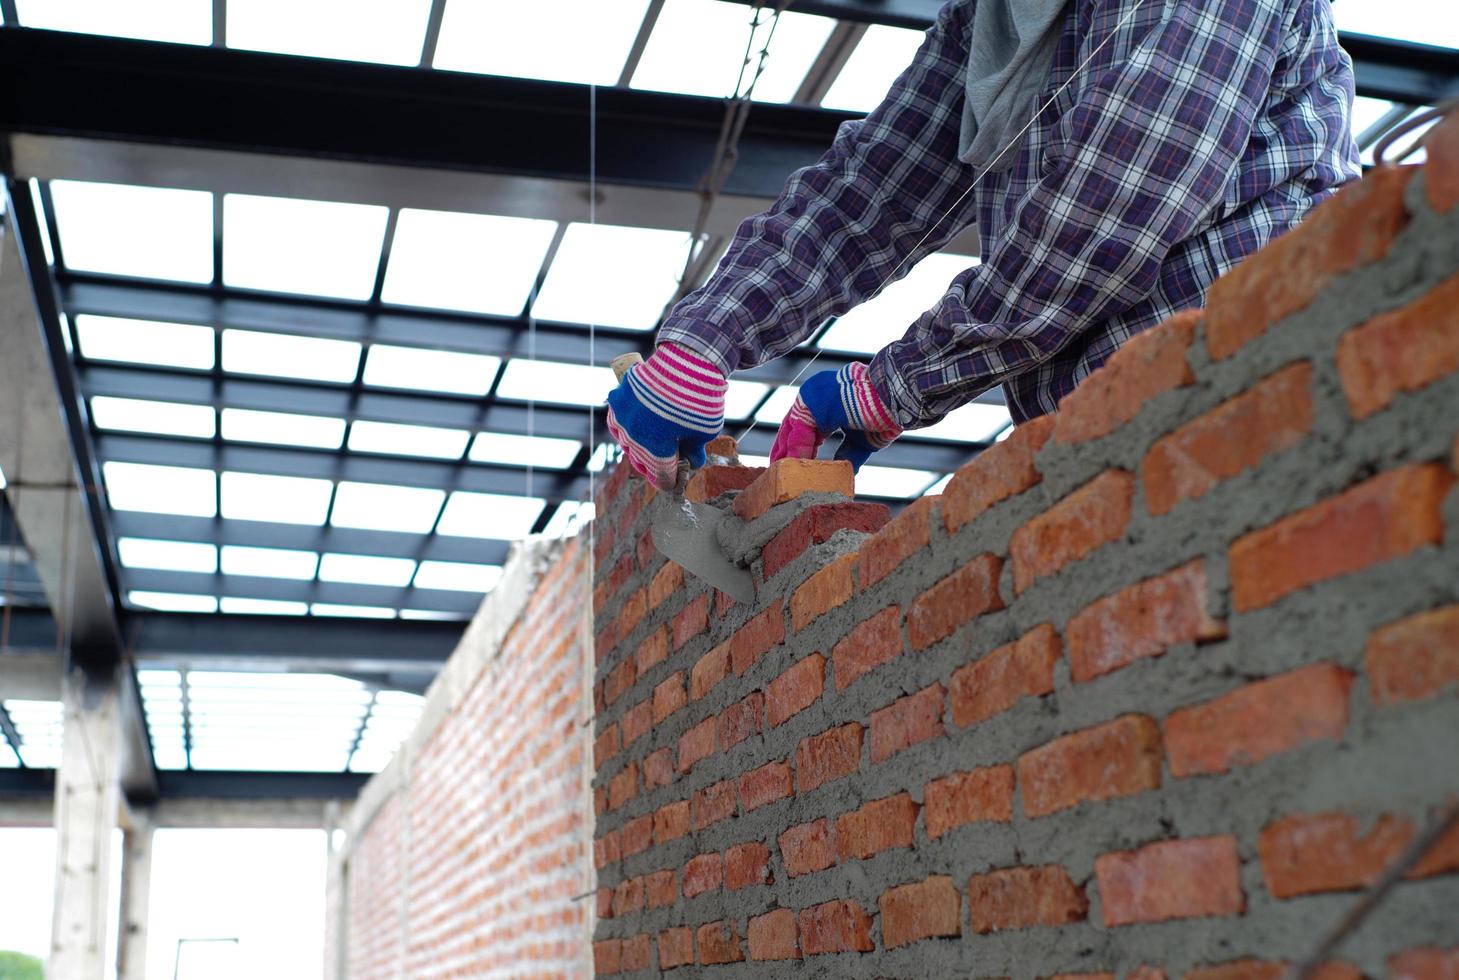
[770,363,903,471]
[606,343,727,491]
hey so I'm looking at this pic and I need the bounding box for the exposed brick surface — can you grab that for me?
[654,801,689,844]
[1338,270,1459,420]
[621,699,652,747]
[943,414,1055,533]
[880,876,962,948]
[1389,947,1459,980]
[870,684,945,764]
[791,553,856,631]
[1066,561,1226,682]
[683,853,723,898]
[1018,715,1163,818]
[1055,310,1200,444]
[1429,111,1459,212]
[1011,470,1135,593]
[796,723,863,793]
[734,458,854,521]
[767,654,825,727]
[779,819,837,877]
[696,920,744,965]
[730,598,784,674]
[908,553,1005,650]
[924,765,1016,840]
[762,502,890,581]
[672,593,711,649]
[678,717,717,773]
[653,671,686,723]
[1365,606,1459,706]
[748,909,800,961]
[658,927,693,970]
[725,840,772,890]
[950,625,1061,727]
[798,900,874,955]
[685,464,764,503]
[860,496,933,589]
[649,561,684,608]
[691,642,730,700]
[692,780,737,831]
[836,793,919,861]
[1258,810,1459,897]
[738,760,793,812]
[717,691,764,750]
[833,606,903,690]
[967,865,1089,933]
[1096,836,1245,926]
[635,625,669,674]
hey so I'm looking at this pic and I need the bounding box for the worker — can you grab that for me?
[606,0,1360,489]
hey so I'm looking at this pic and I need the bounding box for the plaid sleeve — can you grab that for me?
[657,1,980,379]
[869,0,1297,426]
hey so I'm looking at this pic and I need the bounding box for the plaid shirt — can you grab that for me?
[659,0,1360,426]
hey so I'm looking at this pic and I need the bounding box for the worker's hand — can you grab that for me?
[606,343,727,491]
[770,363,902,472]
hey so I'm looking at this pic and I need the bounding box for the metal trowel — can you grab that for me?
[611,353,755,603]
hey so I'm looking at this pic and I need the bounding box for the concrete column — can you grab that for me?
[117,810,153,980]
[49,666,124,979]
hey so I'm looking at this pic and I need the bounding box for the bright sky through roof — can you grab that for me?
[433,0,650,84]
[817,252,980,354]
[348,421,471,460]
[330,482,445,534]
[221,545,320,581]
[531,223,695,330]
[228,0,433,65]
[50,180,215,283]
[74,314,216,370]
[222,194,389,300]
[222,329,362,383]
[220,472,335,525]
[118,537,218,574]
[319,553,418,587]
[436,491,545,539]
[221,408,348,449]
[414,560,503,593]
[383,209,559,315]
[856,464,940,499]
[495,359,617,406]
[16,0,211,43]
[904,400,1012,443]
[103,461,217,517]
[821,24,926,113]
[363,345,502,396]
[468,432,582,469]
[1331,0,1459,50]
[90,396,216,439]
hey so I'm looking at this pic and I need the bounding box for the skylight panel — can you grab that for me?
[220,545,319,580]
[468,432,581,469]
[15,0,211,45]
[74,314,216,370]
[319,553,418,588]
[399,609,470,621]
[1331,1,1459,50]
[5,699,65,768]
[413,561,503,593]
[219,597,309,616]
[49,181,214,283]
[752,385,799,424]
[922,473,954,497]
[903,401,1012,443]
[382,210,558,315]
[90,397,216,439]
[631,0,835,103]
[103,461,217,517]
[856,465,940,499]
[118,538,218,574]
[227,0,433,66]
[222,195,389,300]
[436,491,545,539]
[221,408,347,449]
[28,179,56,266]
[220,472,335,526]
[129,591,219,613]
[540,500,595,539]
[816,253,980,354]
[222,329,362,383]
[330,482,445,534]
[362,345,502,396]
[433,0,650,85]
[348,421,470,460]
[311,603,397,619]
[530,223,695,330]
[724,380,771,421]
[821,25,927,113]
[494,359,617,406]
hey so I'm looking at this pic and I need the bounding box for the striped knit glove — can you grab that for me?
[606,343,727,491]
[770,363,902,472]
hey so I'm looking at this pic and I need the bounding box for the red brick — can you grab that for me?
[604,657,637,706]
[908,553,1006,650]
[1366,605,1459,706]
[1340,270,1459,420]
[967,864,1089,933]
[924,765,1016,840]
[762,501,891,580]
[594,829,621,869]
[790,554,856,632]
[594,785,609,816]
[943,414,1055,533]
[653,671,687,723]
[1183,962,1284,980]
[621,934,651,972]
[1165,663,1353,777]
[1096,836,1245,926]
[643,747,676,790]
[706,434,740,460]
[671,593,710,649]
[616,587,648,641]
[685,464,764,503]
[1259,810,1459,897]
[1056,310,1200,444]
[1011,470,1135,593]
[880,875,961,948]
[690,642,730,700]
[697,920,744,965]
[718,692,764,750]
[1429,111,1459,212]
[648,561,684,608]
[608,760,640,811]
[1018,715,1163,818]
[767,654,825,727]
[739,760,793,812]
[950,625,1061,727]
[1205,166,1414,359]
[870,684,945,764]
[678,717,716,773]
[683,852,723,898]
[645,869,676,909]
[636,525,656,570]
[779,818,837,877]
[832,606,903,690]
[691,779,736,830]
[654,801,689,844]
[1143,362,1314,516]
[594,724,621,769]
[1066,560,1227,682]
[597,886,614,919]
[621,813,653,857]
[796,723,863,793]
[731,598,784,674]
[734,458,854,521]
[798,899,874,955]
[613,875,645,916]
[726,840,773,890]
[860,496,933,589]
[621,699,652,747]
[748,909,800,961]
[635,625,669,673]
[836,792,919,861]
[658,927,693,970]
[1230,465,1452,612]
[1389,948,1459,980]
[594,939,622,975]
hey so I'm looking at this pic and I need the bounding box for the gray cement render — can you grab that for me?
[590,168,1459,978]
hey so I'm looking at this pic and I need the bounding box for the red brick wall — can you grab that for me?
[591,126,1459,976]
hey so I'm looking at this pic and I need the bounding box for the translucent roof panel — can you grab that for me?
[350,690,425,773]
[15,0,211,44]
[3,699,65,769]
[363,345,502,396]
[318,553,417,588]
[330,482,445,534]
[752,385,799,424]
[74,315,216,371]
[541,500,595,539]
[382,209,558,315]
[312,603,396,619]
[531,223,694,330]
[413,560,503,593]
[29,179,56,266]
[227,0,434,66]
[219,597,309,616]
[220,545,320,581]
[49,181,214,284]
[129,591,219,613]
[222,195,389,300]
[922,473,954,497]
[1331,0,1459,50]
[179,671,372,772]
[468,432,582,470]
[494,359,617,406]
[816,253,980,354]
[221,329,362,383]
[348,421,470,460]
[90,396,216,440]
[433,0,650,85]
[118,538,218,574]
[103,461,218,518]
[856,464,940,499]
[821,24,927,113]
[903,401,1012,444]
[220,408,347,449]
[436,491,545,539]
[724,380,772,421]
[220,472,335,526]
[631,0,836,103]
